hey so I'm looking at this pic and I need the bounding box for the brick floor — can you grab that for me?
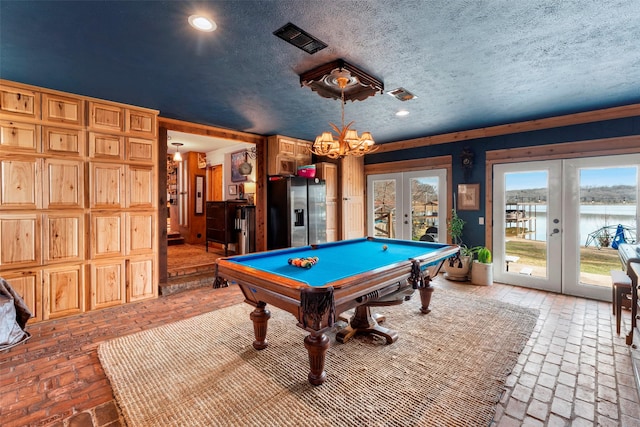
[1,276,639,426]
[1,285,243,427]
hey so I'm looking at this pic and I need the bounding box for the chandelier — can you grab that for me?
[310,70,378,159]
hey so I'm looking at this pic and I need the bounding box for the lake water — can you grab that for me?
[522,204,637,245]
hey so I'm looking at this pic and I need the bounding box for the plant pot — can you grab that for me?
[443,255,472,281]
[471,260,493,286]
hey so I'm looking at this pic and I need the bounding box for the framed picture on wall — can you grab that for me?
[228,184,238,196]
[230,150,248,182]
[195,175,205,215]
[457,183,480,211]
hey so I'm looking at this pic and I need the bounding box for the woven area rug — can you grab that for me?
[98,288,539,427]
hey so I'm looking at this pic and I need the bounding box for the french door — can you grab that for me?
[493,155,640,300]
[367,169,447,242]
[493,161,562,293]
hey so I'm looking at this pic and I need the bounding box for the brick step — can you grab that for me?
[159,271,217,296]
[167,262,217,279]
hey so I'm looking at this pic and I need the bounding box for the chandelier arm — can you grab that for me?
[329,122,342,134]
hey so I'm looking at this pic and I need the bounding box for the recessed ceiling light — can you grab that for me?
[188,14,217,32]
[396,110,410,117]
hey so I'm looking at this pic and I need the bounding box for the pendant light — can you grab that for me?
[172,142,183,162]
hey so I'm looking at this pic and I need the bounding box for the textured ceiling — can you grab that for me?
[1,1,640,147]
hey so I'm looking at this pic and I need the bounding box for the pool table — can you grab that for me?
[215,237,458,385]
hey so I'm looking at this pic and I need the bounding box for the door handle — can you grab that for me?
[550,228,560,236]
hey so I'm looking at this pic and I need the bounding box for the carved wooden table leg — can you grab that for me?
[418,285,434,314]
[409,261,434,314]
[304,332,330,385]
[250,302,271,350]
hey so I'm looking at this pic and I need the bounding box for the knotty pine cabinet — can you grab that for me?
[340,155,366,239]
[0,119,39,152]
[43,263,85,320]
[43,126,85,156]
[267,135,312,176]
[1,270,42,322]
[42,158,84,209]
[0,79,159,323]
[127,255,155,302]
[0,156,40,209]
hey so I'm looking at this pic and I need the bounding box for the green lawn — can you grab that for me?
[505,240,621,275]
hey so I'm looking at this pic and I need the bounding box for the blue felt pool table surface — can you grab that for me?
[225,237,454,287]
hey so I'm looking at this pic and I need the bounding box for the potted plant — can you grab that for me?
[443,209,474,281]
[471,247,493,286]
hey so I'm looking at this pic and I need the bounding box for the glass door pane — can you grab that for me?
[407,173,443,242]
[370,176,398,238]
[579,167,636,285]
[563,154,640,300]
[504,171,548,278]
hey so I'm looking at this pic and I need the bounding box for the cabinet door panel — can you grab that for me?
[126,109,155,136]
[0,120,39,152]
[43,214,83,263]
[0,157,39,209]
[278,139,296,156]
[317,163,338,242]
[126,212,154,255]
[89,132,124,159]
[43,126,84,156]
[2,270,42,322]
[0,214,40,269]
[43,264,84,319]
[127,137,154,163]
[91,213,124,258]
[274,155,296,176]
[127,166,154,208]
[341,156,365,239]
[42,93,84,126]
[90,259,125,309]
[43,158,83,209]
[326,201,338,242]
[295,141,311,158]
[90,162,124,208]
[0,85,40,119]
[89,102,123,132]
[127,256,155,302]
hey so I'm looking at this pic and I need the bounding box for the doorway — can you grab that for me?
[367,169,447,242]
[493,155,639,300]
[158,120,265,283]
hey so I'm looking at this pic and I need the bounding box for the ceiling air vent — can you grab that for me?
[387,87,417,101]
[273,22,327,54]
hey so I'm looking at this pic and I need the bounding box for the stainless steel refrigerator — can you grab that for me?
[267,176,327,250]
[235,204,256,255]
